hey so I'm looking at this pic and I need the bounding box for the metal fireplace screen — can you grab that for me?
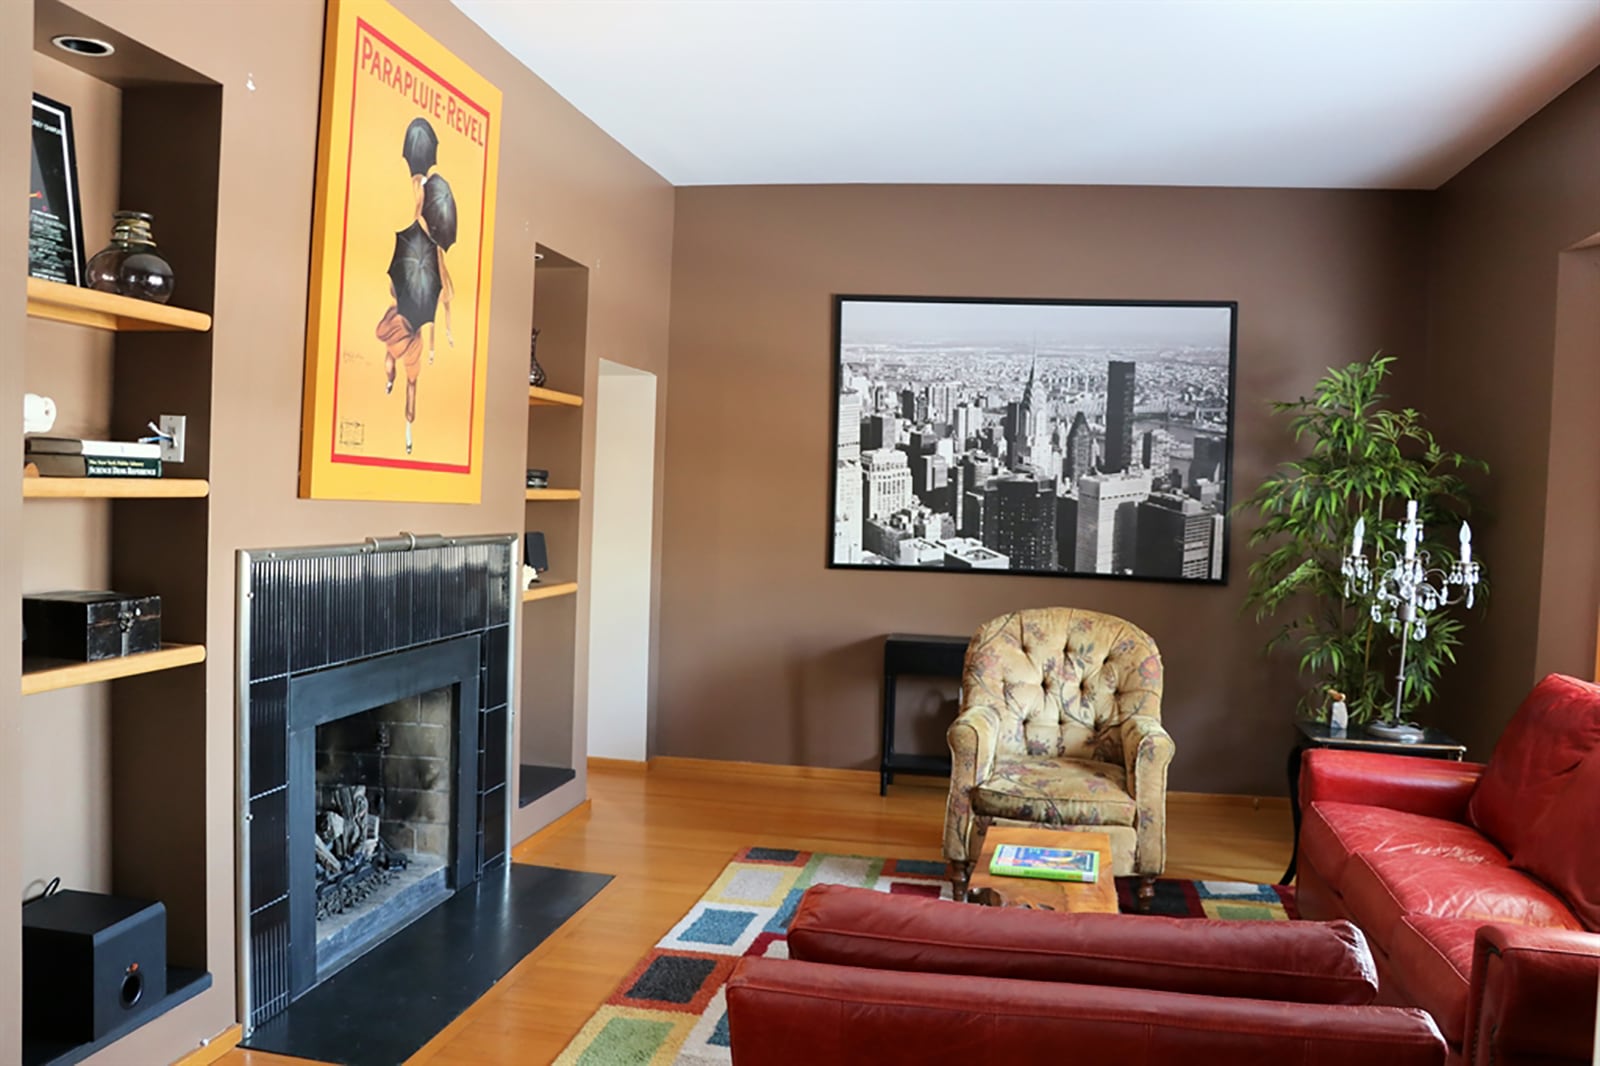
[237,534,515,1031]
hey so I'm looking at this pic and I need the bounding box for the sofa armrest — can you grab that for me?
[1121,715,1175,874]
[787,884,1379,1005]
[942,703,1001,863]
[726,958,1446,1066]
[1466,925,1600,1066]
[1300,748,1485,822]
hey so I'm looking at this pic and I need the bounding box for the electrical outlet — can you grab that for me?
[158,414,186,463]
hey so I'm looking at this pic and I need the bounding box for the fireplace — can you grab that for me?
[238,535,515,1033]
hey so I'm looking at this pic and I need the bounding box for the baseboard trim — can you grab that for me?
[587,755,1287,808]
[587,756,649,774]
[648,755,876,785]
[169,1024,241,1066]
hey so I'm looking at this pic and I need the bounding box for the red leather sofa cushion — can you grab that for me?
[1342,852,1584,944]
[786,883,1379,1004]
[1468,674,1600,856]
[1387,914,1479,1045]
[1511,747,1600,931]
[1300,749,1485,822]
[725,957,1448,1066]
[1302,800,1508,887]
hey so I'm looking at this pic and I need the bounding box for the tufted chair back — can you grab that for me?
[962,608,1164,764]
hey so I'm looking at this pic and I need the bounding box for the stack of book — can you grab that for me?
[24,437,162,478]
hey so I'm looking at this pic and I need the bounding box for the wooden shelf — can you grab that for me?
[21,643,207,697]
[25,277,212,333]
[522,581,579,603]
[526,488,581,501]
[23,477,209,499]
[528,386,583,408]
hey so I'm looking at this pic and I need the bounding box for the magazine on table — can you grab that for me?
[989,843,1100,882]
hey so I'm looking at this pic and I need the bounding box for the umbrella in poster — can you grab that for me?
[386,221,441,329]
[401,117,438,177]
[420,173,457,250]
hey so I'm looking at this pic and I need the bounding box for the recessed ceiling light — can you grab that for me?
[52,35,115,58]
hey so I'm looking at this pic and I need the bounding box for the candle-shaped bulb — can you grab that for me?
[1351,516,1365,555]
[1460,521,1472,565]
[1406,499,1419,522]
[1404,512,1416,559]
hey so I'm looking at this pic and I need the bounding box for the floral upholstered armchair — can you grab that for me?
[944,609,1174,908]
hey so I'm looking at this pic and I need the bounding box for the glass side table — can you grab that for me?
[1281,719,1466,885]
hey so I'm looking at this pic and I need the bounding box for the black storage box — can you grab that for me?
[22,591,162,662]
[23,890,167,1043]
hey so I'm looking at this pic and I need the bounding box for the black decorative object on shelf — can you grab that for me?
[28,94,87,286]
[525,468,548,489]
[22,890,167,1044]
[86,212,175,304]
[22,592,161,662]
[528,326,546,387]
[524,532,548,588]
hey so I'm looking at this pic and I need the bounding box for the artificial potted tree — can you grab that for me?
[1238,353,1487,731]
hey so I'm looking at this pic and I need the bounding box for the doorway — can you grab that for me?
[587,360,658,760]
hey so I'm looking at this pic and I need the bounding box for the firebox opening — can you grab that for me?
[312,686,455,980]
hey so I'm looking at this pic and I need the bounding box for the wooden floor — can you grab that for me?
[223,760,1293,1066]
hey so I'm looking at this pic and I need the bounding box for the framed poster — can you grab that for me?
[830,296,1238,584]
[28,93,87,286]
[299,0,501,502]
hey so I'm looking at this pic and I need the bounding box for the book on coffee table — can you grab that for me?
[989,843,1100,883]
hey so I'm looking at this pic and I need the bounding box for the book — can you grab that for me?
[26,454,162,478]
[988,843,1100,883]
[25,436,162,460]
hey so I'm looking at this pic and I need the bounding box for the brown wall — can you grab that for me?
[1,0,31,1050]
[1425,69,1600,755]
[3,0,674,1061]
[658,184,1431,795]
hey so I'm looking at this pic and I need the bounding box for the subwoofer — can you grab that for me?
[22,890,167,1043]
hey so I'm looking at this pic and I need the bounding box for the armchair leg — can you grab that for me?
[948,860,974,903]
[1137,874,1157,913]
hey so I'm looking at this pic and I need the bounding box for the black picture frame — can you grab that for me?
[28,92,88,287]
[828,295,1239,585]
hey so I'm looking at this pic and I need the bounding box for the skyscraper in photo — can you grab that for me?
[1105,360,1136,474]
[1135,492,1213,579]
[985,473,1056,570]
[1064,410,1095,483]
[833,458,862,564]
[1075,468,1152,573]
[861,448,913,520]
[837,390,862,463]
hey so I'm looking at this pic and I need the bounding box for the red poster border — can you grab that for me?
[327,17,491,474]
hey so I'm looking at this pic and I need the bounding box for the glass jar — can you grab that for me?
[86,211,175,304]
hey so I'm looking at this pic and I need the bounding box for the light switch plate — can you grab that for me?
[159,414,186,463]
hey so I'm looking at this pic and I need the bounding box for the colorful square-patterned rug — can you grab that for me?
[554,848,1296,1065]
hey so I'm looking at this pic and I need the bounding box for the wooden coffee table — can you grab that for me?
[968,826,1118,913]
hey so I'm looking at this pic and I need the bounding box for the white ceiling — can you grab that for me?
[453,0,1600,189]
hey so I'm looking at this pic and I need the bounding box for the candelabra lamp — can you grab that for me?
[1340,499,1482,741]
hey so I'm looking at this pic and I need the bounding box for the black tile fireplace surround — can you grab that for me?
[239,535,515,1034]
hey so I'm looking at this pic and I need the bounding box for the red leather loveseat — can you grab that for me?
[1297,673,1600,1066]
[725,884,1447,1065]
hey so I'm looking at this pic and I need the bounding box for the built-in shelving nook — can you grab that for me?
[15,2,220,1063]
[515,245,590,833]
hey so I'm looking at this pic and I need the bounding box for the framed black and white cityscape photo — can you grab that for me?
[829,296,1238,583]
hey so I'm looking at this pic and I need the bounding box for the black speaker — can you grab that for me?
[23,890,167,1043]
[524,531,548,572]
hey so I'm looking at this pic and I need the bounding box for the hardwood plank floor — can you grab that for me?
[223,762,1293,1066]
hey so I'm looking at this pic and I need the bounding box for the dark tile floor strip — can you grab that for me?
[241,862,611,1066]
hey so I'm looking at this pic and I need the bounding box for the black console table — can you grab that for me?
[880,633,969,795]
[1281,719,1466,885]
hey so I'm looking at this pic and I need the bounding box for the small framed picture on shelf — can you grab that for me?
[28,93,87,287]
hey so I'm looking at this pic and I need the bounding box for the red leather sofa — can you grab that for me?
[1297,673,1600,1066]
[725,884,1446,1065]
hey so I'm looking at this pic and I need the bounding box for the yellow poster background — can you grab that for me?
[300,0,500,503]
